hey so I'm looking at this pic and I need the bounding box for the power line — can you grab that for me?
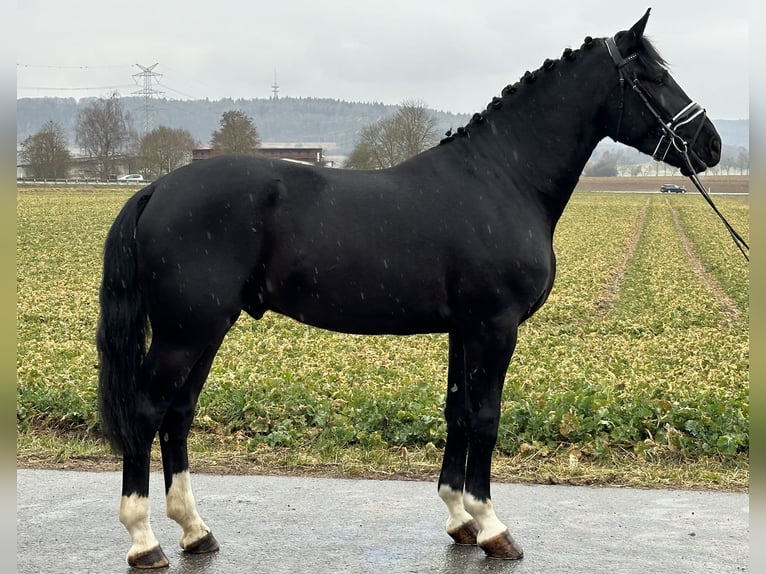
[156,81,196,100]
[159,64,219,94]
[17,85,134,91]
[17,61,136,98]
[17,63,133,70]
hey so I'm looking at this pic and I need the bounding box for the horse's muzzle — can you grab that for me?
[682,127,721,175]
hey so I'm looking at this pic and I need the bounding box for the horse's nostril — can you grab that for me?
[710,137,722,157]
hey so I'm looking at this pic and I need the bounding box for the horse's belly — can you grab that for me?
[260,272,450,335]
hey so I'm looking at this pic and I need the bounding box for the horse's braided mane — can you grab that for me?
[439,33,666,146]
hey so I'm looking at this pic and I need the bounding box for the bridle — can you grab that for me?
[605,36,707,162]
[604,36,749,261]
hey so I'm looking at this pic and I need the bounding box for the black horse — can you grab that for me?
[97,10,720,568]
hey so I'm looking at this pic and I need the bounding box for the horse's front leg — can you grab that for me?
[461,323,524,560]
[438,331,479,545]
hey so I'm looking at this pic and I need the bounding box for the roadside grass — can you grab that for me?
[16,188,749,489]
[16,429,748,491]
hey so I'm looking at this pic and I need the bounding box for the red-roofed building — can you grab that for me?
[192,145,326,166]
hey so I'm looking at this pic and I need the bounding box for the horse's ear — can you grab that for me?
[616,8,651,53]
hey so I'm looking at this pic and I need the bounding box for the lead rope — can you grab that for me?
[681,152,750,261]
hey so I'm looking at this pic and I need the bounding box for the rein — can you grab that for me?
[605,37,749,262]
[683,160,750,261]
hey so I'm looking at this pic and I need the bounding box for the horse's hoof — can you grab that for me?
[480,530,524,560]
[447,519,479,545]
[127,545,169,569]
[183,531,220,554]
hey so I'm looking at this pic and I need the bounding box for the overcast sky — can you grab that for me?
[16,1,749,119]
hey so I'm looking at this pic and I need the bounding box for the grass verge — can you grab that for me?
[16,428,748,492]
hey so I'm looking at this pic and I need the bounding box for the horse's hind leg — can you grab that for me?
[160,341,224,555]
[438,331,479,545]
[119,337,210,569]
[121,452,167,569]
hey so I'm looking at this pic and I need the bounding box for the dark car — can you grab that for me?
[660,183,686,193]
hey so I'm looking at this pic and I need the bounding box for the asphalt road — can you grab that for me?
[17,469,748,573]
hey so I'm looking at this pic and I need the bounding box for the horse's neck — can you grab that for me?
[438,48,612,222]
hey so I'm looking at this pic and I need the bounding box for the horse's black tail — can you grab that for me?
[96,185,155,456]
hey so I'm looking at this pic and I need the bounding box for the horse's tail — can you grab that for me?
[96,185,155,456]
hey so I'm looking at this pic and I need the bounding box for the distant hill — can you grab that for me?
[16,96,747,157]
[16,96,471,156]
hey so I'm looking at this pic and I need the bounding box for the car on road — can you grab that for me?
[660,183,686,193]
[117,174,144,182]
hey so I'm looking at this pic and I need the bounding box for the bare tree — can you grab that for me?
[395,100,440,158]
[583,150,619,177]
[345,100,440,169]
[210,110,260,155]
[75,93,134,179]
[20,120,71,179]
[718,145,750,176]
[346,118,399,169]
[735,146,749,175]
[137,126,197,178]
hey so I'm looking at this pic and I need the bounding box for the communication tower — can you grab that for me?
[271,69,279,100]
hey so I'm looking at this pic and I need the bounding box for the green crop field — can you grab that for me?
[16,187,749,488]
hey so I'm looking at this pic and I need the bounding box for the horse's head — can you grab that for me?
[602,9,721,175]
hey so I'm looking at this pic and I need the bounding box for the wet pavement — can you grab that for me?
[17,469,748,573]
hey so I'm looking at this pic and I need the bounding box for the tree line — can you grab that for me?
[17,95,471,156]
[20,92,749,180]
[584,145,750,177]
[19,94,440,180]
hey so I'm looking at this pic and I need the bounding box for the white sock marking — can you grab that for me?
[463,492,508,544]
[438,485,475,533]
[119,494,160,560]
[166,470,211,549]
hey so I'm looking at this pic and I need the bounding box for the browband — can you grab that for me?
[605,36,637,68]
